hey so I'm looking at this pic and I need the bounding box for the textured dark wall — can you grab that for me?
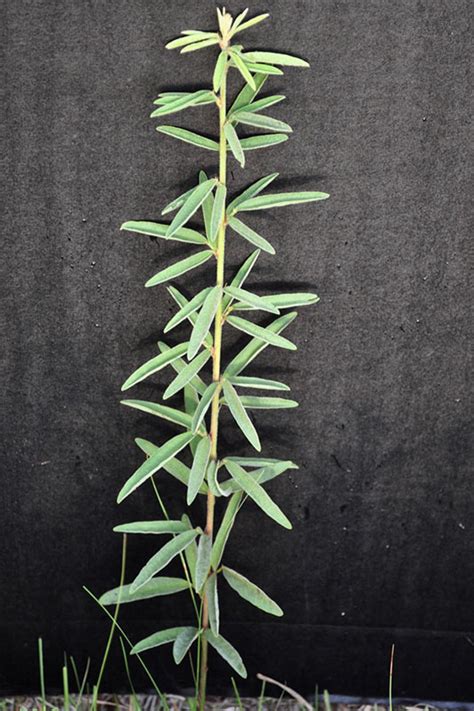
[1,0,472,701]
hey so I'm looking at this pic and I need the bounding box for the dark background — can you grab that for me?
[2,0,473,702]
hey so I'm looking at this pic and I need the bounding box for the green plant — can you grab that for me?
[100,6,328,708]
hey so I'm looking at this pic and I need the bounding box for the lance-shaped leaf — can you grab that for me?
[220,460,298,494]
[113,520,188,535]
[239,396,298,409]
[167,179,217,237]
[210,184,226,242]
[131,627,187,655]
[157,126,219,151]
[164,349,211,400]
[121,342,189,391]
[167,288,213,349]
[181,514,198,588]
[145,250,213,288]
[225,123,245,168]
[237,191,330,212]
[100,578,189,606]
[245,62,284,76]
[166,32,218,50]
[225,456,293,468]
[222,380,260,451]
[162,185,196,215]
[229,72,267,114]
[150,90,215,117]
[242,51,310,67]
[230,12,269,37]
[211,492,243,570]
[228,217,275,254]
[164,287,211,333]
[234,112,292,134]
[224,286,279,314]
[230,49,256,90]
[228,376,290,391]
[188,286,222,360]
[192,382,219,433]
[121,400,193,430]
[234,292,320,311]
[222,567,283,616]
[231,96,285,118]
[213,51,227,92]
[158,342,207,396]
[224,311,297,377]
[227,315,297,351]
[221,249,260,311]
[173,627,200,665]
[117,432,195,503]
[224,461,292,529]
[134,437,205,492]
[180,37,220,53]
[205,631,247,678]
[227,173,279,214]
[195,532,212,592]
[130,528,199,592]
[187,435,211,505]
[240,134,288,151]
[206,573,220,635]
[199,170,215,242]
[121,221,207,245]
[207,459,225,497]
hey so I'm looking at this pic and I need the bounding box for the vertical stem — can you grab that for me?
[198,60,228,711]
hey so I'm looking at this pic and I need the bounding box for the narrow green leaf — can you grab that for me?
[113,520,187,535]
[161,185,196,215]
[158,341,207,397]
[229,73,267,114]
[229,8,249,33]
[117,432,194,503]
[239,134,289,151]
[228,376,290,391]
[121,400,193,430]
[265,292,320,308]
[221,249,260,312]
[206,573,220,635]
[195,532,212,592]
[238,191,330,212]
[166,32,218,50]
[213,51,227,92]
[225,461,292,529]
[192,382,219,433]
[230,13,269,36]
[210,184,226,242]
[225,312,297,377]
[222,380,260,451]
[244,62,284,75]
[207,459,225,497]
[238,396,298,409]
[183,384,200,457]
[199,170,215,243]
[167,179,217,237]
[224,286,279,314]
[235,112,292,133]
[205,631,247,678]
[100,578,189,606]
[173,628,200,665]
[181,38,220,53]
[130,529,199,592]
[150,90,215,117]
[121,220,207,245]
[228,217,275,254]
[225,456,294,468]
[231,95,285,118]
[188,286,222,360]
[167,287,213,348]
[164,287,211,333]
[121,342,188,391]
[242,51,310,67]
[181,514,198,588]
[145,250,213,288]
[227,173,279,214]
[164,349,211,401]
[230,50,256,90]
[157,126,219,151]
[187,436,211,505]
[222,567,283,616]
[220,460,298,494]
[131,627,186,655]
[227,315,297,351]
[224,123,245,167]
[134,437,204,491]
[211,492,242,569]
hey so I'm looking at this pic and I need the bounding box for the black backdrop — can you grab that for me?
[2,0,473,701]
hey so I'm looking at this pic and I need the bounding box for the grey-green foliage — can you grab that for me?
[100,5,329,694]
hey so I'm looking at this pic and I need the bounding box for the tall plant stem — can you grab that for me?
[199,58,228,711]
